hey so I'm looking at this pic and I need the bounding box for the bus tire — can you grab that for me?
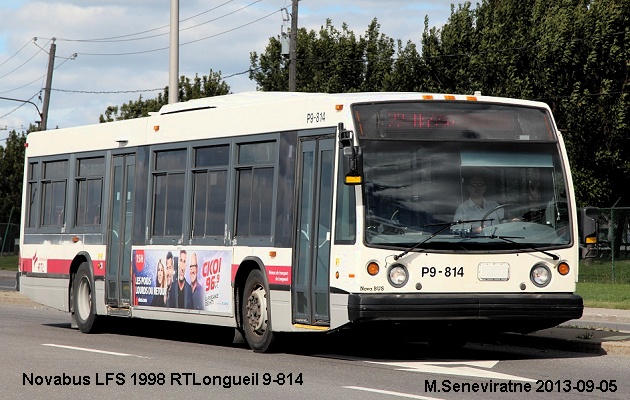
[73,262,99,333]
[242,269,274,352]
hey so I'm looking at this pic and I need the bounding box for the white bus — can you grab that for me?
[19,91,583,352]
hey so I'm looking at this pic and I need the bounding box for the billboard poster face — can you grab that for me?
[131,247,232,316]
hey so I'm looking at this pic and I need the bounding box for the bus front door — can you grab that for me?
[293,136,335,326]
[106,154,135,308]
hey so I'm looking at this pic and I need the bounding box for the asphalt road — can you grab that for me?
[0,272,16,291]
[1,302,629,400]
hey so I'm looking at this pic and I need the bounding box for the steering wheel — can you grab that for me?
[481,203,523,228]
[366,214,406,235]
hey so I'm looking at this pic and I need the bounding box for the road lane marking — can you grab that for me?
[368,361,535,382]
[42,343,149,358]
[344,386,445,400]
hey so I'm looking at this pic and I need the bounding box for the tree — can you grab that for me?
[100,70,230,122]
[419,0,630,211]
[250,1,630,254]
[250,19,399,93]
[0,129,28,224]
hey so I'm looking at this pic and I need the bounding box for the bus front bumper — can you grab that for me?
[348,292,583,333]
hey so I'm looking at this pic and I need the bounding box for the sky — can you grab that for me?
[0,0,455,142]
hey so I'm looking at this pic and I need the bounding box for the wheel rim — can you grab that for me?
[246,285,267,336]
[77,276,92,321]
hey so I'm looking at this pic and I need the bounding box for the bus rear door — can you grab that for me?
[106,154,135,308]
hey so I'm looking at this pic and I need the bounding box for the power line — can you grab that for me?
[51,0,238,43]
[0,55,75,95]
[223,68,257,79]
[0,39,50,81]
[51,88,163,94]
[66,0,263,44]
[45,66,258,95]
[75,7,282,56]
[40,0,264,45]
[48,67,257,94]
[0,91,40,120]
[0,38,34,68]
[181,7,280,46]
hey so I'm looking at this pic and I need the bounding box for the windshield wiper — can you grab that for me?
[483,230,559,260]
[393,219,490,260]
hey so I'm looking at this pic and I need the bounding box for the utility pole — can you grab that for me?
[40,39,56,131]
[169,0,179,104]
[288,0,299,92]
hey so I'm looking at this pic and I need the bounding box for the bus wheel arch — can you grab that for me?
[234,258,274,352]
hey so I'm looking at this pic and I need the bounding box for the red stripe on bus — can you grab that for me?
[20,257,32,273]
[20,257,106,277]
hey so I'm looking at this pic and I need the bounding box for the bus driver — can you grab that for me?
[453,175,504,233]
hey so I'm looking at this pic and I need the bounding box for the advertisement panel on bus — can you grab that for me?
[132,247,232,315]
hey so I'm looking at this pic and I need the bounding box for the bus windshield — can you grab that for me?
[360,137,571,252]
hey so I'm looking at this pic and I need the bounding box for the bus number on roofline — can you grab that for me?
[306,112,326,124]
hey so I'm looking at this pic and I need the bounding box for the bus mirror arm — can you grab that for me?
[338,122,353,148]
[338,123,363,185]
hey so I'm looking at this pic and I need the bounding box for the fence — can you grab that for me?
[579,206,630,284]
[0,222,19,256]
[4,209,630,282]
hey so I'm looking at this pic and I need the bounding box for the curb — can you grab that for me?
[600,340,630,357]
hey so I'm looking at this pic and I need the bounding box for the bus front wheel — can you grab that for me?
[73,262,99,333]
[242,269,274,352]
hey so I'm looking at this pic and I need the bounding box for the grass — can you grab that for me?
[578,258,630,284]
[0,255,18,271]
[576,258,630,309]
[576,282,630,310]
[2,253,628,309]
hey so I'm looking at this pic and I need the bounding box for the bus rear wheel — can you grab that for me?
[73,262,99,333]
[242,269,274,352]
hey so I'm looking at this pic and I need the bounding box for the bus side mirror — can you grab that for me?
[338,123,363,185]
[343,146,363,185]
[579,207,599,258]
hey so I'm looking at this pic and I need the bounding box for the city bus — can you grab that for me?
[18,91,583,352]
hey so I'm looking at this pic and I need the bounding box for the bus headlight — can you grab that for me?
[530,264,551,287]
[387,263,409,288]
